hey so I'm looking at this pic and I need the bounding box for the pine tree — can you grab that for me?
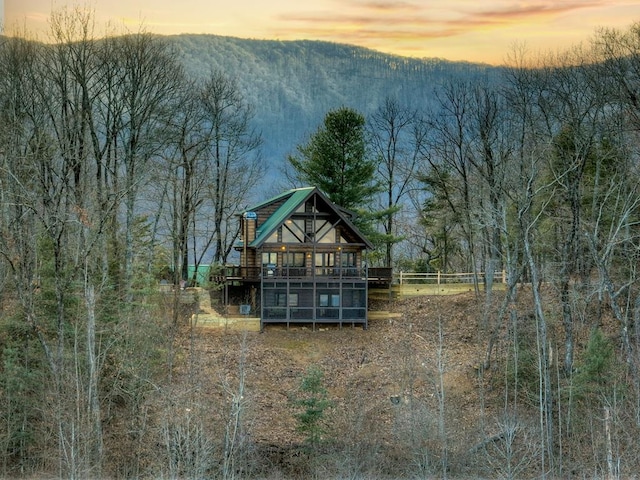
[288,107,377,211]
[293,366,333,451]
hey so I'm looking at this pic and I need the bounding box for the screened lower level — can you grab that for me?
[261,280,368,328]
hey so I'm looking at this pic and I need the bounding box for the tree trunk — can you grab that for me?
[85,284,103,474]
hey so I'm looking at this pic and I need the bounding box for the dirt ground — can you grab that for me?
[165,286,631,478]
[185,293,505,464]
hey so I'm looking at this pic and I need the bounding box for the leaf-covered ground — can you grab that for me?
[154,286,634,478]
[181,292,510,475]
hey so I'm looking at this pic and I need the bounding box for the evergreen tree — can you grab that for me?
[293,366,333,451]
[288,107,377,211]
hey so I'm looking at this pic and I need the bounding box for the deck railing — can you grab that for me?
[222,265,393,283]
[218,266,504,285]
[397,270,507,285]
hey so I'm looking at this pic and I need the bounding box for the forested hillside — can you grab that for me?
[169,34,497,181]
[3,9,640,479]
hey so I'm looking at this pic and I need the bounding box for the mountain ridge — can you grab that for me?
[165,34,500,187]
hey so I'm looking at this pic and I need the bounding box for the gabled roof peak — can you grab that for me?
[243,186,373,250]
[243,186,316,214]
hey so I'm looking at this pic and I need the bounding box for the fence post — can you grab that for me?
[437,270,441,285]
[400,271,403,285]
[502,269,506,284]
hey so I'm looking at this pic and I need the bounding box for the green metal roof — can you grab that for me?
[244,186,314,213]
[241,186,374,250]
[250,187,314,247]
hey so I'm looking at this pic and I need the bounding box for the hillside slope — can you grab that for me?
[174,293,524,477]
[99,287,635,478]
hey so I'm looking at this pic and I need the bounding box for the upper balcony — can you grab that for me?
[222,265,392,285]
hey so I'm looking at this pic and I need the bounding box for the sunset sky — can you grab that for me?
[3,0,640,65]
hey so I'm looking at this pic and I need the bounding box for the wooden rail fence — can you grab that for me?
[397,270,507,285]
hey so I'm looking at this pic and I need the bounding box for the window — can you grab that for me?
[263,230,276,243]
[331,294,340,307]
[284,252,305,267]
[282,220,304,242]
[275,292,298,307]
[262,252,278,266]
[315,252,335,267]
[316,221,336,243]
[263,252,278,276]
[341,252,356,267]
[288,293,299,307]
[315,252,335,275]
[318,293,339,307]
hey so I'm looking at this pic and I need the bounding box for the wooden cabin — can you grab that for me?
[223,187,391,329]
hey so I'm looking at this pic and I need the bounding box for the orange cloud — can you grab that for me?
[276,0,603,35]
[268,0,627,62]
[458,1,602,25]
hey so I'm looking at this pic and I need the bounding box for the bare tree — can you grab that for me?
[109,32,184,299]
[484,414,539,480]
[0,35,48,475]
[591,23,640,428]
[159,78,212,287]
[502,48,558,476]
[421,80,492,284]
[220,332,252,480]
[200,71,263,264]
[368,96,424,268]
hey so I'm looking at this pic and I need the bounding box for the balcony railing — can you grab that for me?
[222,265,392,283]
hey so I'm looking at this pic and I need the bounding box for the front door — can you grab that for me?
[315,252,335,276]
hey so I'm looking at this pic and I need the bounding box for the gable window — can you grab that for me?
[316,220,336,243]
[263,229,279,243]
[282,219,305,243]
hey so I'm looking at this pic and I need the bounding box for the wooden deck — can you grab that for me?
[220,265,392,285]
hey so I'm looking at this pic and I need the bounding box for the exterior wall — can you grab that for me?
[239,215,258,269]
[240,249,258,269]
[256,198,289,226]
